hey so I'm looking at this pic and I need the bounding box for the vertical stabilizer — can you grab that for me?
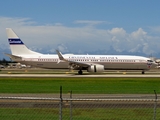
[6,28,41,55]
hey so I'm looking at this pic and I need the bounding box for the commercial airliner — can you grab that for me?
[5,28,157,74]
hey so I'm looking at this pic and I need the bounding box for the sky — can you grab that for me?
[1,0,160,57]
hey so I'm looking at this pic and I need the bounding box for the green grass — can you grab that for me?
[0,108,59,120]
[0,108,158,120]
[0,77,159,119]
[0,77,160,94]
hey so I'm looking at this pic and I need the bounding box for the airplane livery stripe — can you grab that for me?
[8,39,24,45]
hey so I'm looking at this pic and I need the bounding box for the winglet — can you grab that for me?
[56,50,64,60]
[56,50,68,64]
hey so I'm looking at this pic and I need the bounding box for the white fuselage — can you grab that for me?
[12,54,156,70]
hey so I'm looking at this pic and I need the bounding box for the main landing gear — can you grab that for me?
[78,70,83,75]
[142,70,145,74]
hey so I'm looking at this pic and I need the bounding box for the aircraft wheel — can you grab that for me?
[78,70,83,75]
[142,71,145,74]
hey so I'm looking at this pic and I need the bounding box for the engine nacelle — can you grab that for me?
[87,65,104,72]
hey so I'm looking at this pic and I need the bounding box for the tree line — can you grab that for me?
[0,58,16,66]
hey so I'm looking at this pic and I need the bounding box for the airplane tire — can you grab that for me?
[78,70,83,75]
[142,71,145,74]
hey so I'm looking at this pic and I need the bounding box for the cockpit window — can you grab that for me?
[147,60,153,62]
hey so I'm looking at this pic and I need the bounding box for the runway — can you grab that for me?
[0,93,158,99]
[1,73,160,77]
[0,94,158,110]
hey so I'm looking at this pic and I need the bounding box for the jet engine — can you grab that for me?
[87,65,104,72]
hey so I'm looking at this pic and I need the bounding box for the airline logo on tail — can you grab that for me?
[8,39,24,45]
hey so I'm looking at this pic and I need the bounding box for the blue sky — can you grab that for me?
[2,0,160,30]
[1,0,160,56]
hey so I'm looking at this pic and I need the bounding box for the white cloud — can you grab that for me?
[131,28,147,40]
[109,28,126,37]
[74,20,111,27]
[0,17,160,56]
[57,44,69,53]
[0,17,35,27]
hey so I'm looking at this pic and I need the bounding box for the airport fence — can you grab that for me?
[0,94,159,120]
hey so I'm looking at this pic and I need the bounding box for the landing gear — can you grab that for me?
[78,70,83,75]
[142,70,145,74]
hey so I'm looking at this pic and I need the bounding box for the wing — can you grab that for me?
[56,50,90,69]
[56,50,105,73]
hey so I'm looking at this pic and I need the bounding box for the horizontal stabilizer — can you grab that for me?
[4,53,22,60]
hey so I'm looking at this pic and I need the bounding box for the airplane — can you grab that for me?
[5,28,158,75]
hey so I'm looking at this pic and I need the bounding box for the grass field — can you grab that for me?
[0,77,160,94]
[0,77,159,119]
[0,108,157,120]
